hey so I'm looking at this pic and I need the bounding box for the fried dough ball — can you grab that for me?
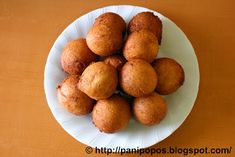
[57,75,95,115]
[86,24,123,56]
[104,55,126,71]
[128,12,162,44]
[133,92,167,125]
[78,61,118,100]
[123,30,159,63]
[61,39,97,75]
[119,59,158,97]
[92,95,131,133]
[94,12,126,34]
[152,58,185,95]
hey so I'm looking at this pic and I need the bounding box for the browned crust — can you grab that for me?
[61,39,97,74]
[94,12,126,34]
[152,58,185,95]
[123,30,159,63]
[128,12,162,44]
[103,54,127,70]
[78,61,118,100]
[119,59,158,97]
[92,95,131,133]
[57,75,95,116]
[86,24,123,56]
[133,92,167,125]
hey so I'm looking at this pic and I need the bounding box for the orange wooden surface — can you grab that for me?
[0,0,235,156]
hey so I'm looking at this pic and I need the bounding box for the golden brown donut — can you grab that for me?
[123,30,159,63]
[133,92,167,125]
[61,38,97,74]
[104,55,126,71]
[119,59,158,97]
[92,95,131,133]
[152,58,185,95]
[94,12,126,34]
[128,12,162,44]
[57,75,95,115]
[78,61,118,100]
[86,24,123,56]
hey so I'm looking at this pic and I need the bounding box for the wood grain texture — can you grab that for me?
[0,0,235,156]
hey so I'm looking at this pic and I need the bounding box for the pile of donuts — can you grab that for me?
[57,12,185,133]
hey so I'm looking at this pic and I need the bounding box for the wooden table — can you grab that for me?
[0,0,234,156]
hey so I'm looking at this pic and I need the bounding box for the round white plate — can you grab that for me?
[44,5,200,149]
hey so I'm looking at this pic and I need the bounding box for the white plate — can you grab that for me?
[44,5,200,149]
